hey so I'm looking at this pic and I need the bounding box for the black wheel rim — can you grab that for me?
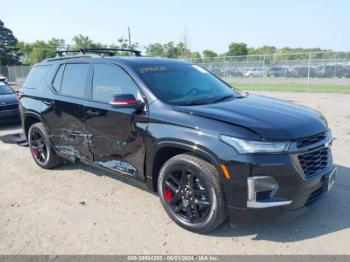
[162,168,211,224]
[30,129,48,165]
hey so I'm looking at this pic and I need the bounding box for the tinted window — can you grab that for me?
[136,63,239,105]
[92,64,141,102]
[22,65,52,89]
[61,64,89,97]
[52,64,65,92]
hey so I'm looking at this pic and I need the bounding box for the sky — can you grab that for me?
[1,0,349,53]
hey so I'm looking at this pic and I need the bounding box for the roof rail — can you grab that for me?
[46,54,101,62]
[56,48,142,57]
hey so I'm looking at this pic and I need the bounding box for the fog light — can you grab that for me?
[247,176,292,208]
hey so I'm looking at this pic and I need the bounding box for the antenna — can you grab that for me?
[128,27,132,49]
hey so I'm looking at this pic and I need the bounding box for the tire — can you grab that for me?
[28,122,62,169]
[158,154,227,233]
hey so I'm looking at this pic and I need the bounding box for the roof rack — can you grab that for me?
[47,54,101,62]
[56,48,142,57]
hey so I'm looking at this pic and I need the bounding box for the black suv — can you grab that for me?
[19,49,336,233]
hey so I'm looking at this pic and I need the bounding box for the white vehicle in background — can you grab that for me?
[0,74,8,83]
[244,67,264,77]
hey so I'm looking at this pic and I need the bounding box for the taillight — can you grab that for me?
[16,91,23,102]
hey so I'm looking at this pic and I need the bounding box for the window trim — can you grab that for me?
[89,62,146,105]
[51,64,65,93]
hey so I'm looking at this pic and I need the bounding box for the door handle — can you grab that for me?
[43,100,54,106]
[86,108,100,116]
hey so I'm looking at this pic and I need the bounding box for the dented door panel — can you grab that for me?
[84,100,148,180]
[42,98,93,161]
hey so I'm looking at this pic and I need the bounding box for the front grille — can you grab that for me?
[0,104,18,111]
[298,147,330,177]
[296,132,326,148]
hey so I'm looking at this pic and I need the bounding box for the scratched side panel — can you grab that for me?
[84,100,148,181]
[42,98,93,161]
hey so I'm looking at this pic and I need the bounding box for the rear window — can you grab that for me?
[22,65,52,89]
[60,64,89,98]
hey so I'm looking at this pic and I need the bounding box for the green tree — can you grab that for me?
[72,34,94,49]
[163,41,180,58]
[191,51,201,60]
[227,42,248,57]
[0,19,21,65]
[203,49,218,58]
[146,41,189,58]
[202,49,217,62]
[176,42,191,58]
[146,43,164,56]
[17,38,65,64]
[110,37,139,56]
[248,46,277,55]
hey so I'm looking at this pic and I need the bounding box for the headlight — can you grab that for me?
[220,135,289,154]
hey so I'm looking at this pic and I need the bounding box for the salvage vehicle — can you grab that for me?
[18,48,336,233]
[0,82,19,123]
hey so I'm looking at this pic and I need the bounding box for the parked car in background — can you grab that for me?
[0,82,19,123]
[269,66,288,77]
[314,65,336,78]
[0,73,8,83]
[287,66,315,78]
[244,67,264,77]
[225,67,244,77]
[333,64,350,78]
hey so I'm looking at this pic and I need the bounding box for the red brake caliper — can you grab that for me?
[32,150,39,158]
[164,188,173,202]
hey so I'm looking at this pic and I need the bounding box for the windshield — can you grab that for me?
[136,63,240,105]
[0,84,14,95]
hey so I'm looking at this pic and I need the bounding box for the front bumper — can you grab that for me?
[228,167,335,225]
[221,140,335,225]
[0,109,20,123]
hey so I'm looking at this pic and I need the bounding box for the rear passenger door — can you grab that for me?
[43,63,93,161]
[84,63,148,180]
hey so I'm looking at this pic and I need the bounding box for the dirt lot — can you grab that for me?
[0,92,349,255]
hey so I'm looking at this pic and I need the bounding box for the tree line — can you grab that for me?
[0,19,345,66]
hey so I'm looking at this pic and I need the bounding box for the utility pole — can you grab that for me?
[128,27,132,49]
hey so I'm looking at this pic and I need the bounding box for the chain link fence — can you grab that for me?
[186,51,350,93]
[1,51,350,93]
[0,65,31,85]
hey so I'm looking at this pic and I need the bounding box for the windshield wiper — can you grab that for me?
[211,95,234,104]
[179,101,209,106]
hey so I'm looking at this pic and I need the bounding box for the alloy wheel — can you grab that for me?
[162,168,211,223]
[30,129,48,165]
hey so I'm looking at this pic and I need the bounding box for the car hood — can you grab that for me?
[175,94,327,140]
[0,93,17,104]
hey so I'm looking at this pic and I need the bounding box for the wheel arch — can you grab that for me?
[23,111,42,138]
[147,140,222,192]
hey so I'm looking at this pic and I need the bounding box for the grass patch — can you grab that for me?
[229,82,350,93]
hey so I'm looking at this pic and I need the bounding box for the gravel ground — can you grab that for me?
[0,92,349,255]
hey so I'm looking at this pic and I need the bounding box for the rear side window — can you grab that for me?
[22,65,52,89]
[92,64,141,102]
[61,64,89,98]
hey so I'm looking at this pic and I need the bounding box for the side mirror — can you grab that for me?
[109,94,145,111]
